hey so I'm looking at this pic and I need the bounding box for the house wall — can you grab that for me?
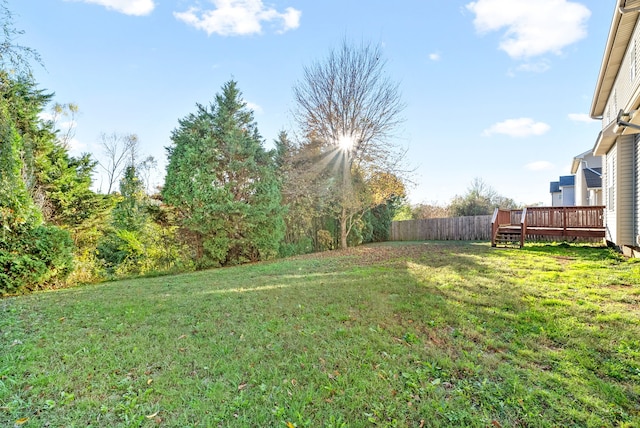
[585,153,603,169]
[575,167,587,206]
[551,191,562,207]
[561,186,575,206]
[635,135,640,246]
[599,17,640,247]
[574,154,602,206]
[590,188,603,206]
[602,23,640,130]
[616,135,636,246]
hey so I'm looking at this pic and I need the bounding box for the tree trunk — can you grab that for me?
[340,206,348,249]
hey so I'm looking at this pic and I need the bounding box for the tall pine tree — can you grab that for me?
[163,80,284,267]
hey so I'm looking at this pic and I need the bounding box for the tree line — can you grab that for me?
[395,178,520,221]
[0,4,522,294]
[0,9,411,294]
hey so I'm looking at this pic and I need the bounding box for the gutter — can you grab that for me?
[620,0,640,13]
[590,2,636,119]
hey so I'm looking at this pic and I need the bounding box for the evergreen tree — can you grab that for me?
[0,70,101,228]
[163,80,284,267]
[112,165,148,232]
[0,96,42,230]
[0,76,74,293]
[0,2,100,291]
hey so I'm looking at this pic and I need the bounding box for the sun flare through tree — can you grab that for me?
[292,40,408,249]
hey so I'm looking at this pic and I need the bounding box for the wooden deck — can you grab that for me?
[491,206,606,248]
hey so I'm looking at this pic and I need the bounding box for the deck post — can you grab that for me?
[490,208,499,247]
[519,208,527,248]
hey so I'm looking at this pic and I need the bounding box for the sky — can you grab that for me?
[12,0,616,206]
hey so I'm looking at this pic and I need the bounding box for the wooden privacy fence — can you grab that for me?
[390,215,492,241]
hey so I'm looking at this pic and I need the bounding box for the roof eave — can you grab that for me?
[593,121,619,155]
[590,4,640,118]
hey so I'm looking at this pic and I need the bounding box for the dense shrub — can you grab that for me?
[97,221,195,279]
[0,224,74,294]
[278,237,314,258]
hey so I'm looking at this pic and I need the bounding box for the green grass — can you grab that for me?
[1,241,639,427]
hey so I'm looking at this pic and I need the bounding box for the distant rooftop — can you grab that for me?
[584,167,602,189]
[558,175,575,187]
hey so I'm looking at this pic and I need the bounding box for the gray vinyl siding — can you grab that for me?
[617,136,635,246]
[635,135,640,245]
[603,21,640,130]
[562,187,575,206]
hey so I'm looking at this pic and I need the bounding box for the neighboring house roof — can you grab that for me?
[550,182,560,193]
[558,175,575,187]
[571,149,595,174]
[584,167,603,189]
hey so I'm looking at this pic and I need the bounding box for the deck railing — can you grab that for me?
[492,206,606,247]
[522,206,605,229]
[491,208,512,245]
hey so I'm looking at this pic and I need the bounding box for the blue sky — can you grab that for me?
[13,0,614,205]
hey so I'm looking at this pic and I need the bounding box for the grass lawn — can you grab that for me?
[1,241,639,427]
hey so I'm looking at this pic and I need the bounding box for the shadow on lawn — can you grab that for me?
[397,242,639,426]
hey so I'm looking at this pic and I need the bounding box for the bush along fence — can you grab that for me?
[390,216,492,241]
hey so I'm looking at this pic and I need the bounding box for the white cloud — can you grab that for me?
[246,101,263,114]
[38,112,54,122]
[59,120,78,131]
[568,113,595,123]
[174,0,301,36]
[69,0,155,16]
[482,118,550,138]
[67,138,87,154]
[429,52,441,61]
[525,160,554,171]
[466,0,590,59]
[516,60,551,73]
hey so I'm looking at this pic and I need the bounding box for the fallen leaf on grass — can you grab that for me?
[147,378,153,385]
[286,422,295,428]
[14,417,29,425]
[177,334,187,340]
[238,382,248,391]
[491,421,502,428]
[146,411,159,419]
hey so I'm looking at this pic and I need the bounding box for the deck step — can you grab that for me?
[494,227,522,248]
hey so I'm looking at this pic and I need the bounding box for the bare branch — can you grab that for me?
[292,39,407,248]
[0,0,42,75]
[98,132,139,194]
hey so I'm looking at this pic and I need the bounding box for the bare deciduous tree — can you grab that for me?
[138,155,158,194]
[0,0,42,75]
[50,102,79,149]
[292,40,407,249]
[98,132,138,194]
